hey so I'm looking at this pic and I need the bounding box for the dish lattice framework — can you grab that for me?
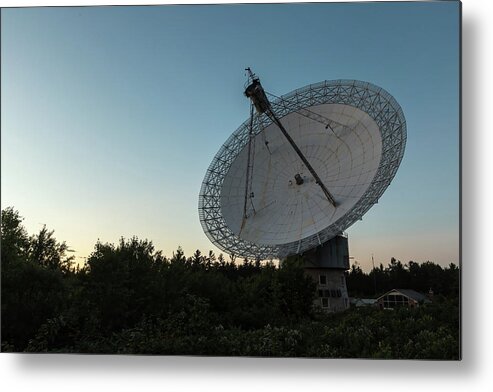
[198,79,406,260]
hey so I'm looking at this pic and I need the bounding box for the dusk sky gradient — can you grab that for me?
[1,2,459,271]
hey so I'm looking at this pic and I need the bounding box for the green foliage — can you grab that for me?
[1,207,29,265]
[346,258,460,298]
[277,256,317,320]
[1,208,69,350]
[1,207,460,359]
[1,254,67,350]
[28,225,75,272]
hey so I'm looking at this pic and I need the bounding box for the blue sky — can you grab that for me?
[1,2,459,270]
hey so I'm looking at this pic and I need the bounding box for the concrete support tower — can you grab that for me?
[302,235,350,312]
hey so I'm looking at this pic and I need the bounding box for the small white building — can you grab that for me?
[350,298,377,307]
[376,289,431,309]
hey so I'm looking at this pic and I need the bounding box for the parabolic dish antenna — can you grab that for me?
[199,70,406,260]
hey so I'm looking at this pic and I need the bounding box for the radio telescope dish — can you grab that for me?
[199,72,406,260]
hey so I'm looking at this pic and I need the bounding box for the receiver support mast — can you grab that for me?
[244,68,337,208]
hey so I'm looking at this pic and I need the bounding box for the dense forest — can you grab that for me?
[1,207,460,358]
[346,259,460,298]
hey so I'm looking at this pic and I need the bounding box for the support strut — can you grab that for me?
[244,68,337,208]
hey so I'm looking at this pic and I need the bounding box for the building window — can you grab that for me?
[383,294,408,308]
[319,274,327,285]
[318,289,323,297]
[321,298,329,308]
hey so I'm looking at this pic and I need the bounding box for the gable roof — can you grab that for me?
[376,289,431,303]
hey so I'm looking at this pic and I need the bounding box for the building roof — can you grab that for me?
[349,298,377,306]
[376,289,431,303]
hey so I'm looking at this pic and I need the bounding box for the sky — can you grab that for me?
[1,1,460,271]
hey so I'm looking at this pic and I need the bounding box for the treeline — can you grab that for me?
[1,207,316,352]
[1,207,460,358]
[346,258,460,298]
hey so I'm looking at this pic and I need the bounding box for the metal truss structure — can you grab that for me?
[198,80,407,260]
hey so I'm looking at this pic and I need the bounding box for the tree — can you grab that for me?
[1,208,69,351]
[80,237,166,334]
[28,225,75,272]
[346,262,371,296]
[1,207,29,265]
[277,256,316,320]
[1,208,460,357]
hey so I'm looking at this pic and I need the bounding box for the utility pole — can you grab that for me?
[372,253,377,295]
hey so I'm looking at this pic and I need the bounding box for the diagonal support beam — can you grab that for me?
[265,111,337,208]
[244,68,337,208]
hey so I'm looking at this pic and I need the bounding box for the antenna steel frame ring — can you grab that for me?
[198,80,406,260]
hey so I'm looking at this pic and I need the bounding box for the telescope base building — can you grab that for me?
[302,235,350,313]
